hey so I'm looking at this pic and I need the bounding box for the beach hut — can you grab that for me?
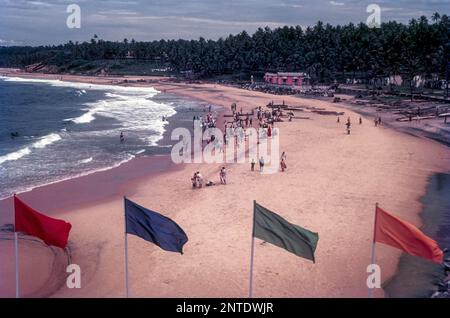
[264,72,307,86]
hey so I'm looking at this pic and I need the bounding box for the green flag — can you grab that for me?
[253,201,319,263]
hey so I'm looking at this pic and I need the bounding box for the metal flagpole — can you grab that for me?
[249,200,256,298]
[124,196,129,298]
[14,231,19,298]
[368,202,379,298]
[13,193,19,298]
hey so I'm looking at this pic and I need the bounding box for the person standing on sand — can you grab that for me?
[280,158,287,172]
[251,158,256,171]
[346,121,351,135]
[378,117,382,125]
[374,118,378,127]
[220,167,227,184]
[259,156,265,172]
[280,152,287,172]
[359,117,362,124]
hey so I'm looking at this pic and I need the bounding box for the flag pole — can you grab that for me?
[13,194,19,298]
[124,196,129,298]
[249,200,256,298]
[14,232,19,298]
[368,202,379,298]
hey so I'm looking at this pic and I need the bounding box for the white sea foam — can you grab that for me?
[0,147,31,165]
[135,149,146,155]
[32,133,62,149]
[80,157,93,164]
[1,76,159,96]
[65,109,96,124]
[66,92,176,147]
[0,133,62,166]
[64,101,108,124]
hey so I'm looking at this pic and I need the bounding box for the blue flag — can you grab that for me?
[124,198,188,254]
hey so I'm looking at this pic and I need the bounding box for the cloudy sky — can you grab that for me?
[0,0,448,46]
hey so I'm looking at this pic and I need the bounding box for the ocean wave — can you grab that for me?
[65,110,96,124]
[66,92,176,146]
[1,76,159,96]
[80,157,93,164]
[135,149,146,155]
[0,133,62,166]
[64,101,107,124]
[0,147,31,165]
[32,133,62,149]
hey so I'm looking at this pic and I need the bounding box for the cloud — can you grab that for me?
[0,0,448,45]
[88,13,287,29]
[0,38,20,46]
[278,3,304,9]
[27,1,53,6]
[97,10,138,16]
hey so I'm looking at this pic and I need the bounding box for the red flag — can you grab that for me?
[374,206,443,264]
[14,195,72,249]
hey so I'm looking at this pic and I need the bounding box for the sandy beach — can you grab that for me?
[1,71,449,298]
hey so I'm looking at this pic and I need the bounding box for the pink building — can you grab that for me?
[264,72,307,86]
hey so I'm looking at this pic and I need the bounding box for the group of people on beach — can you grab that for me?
[374,116,382,127]
[191,171,204,188]
[190,101,292,189]
[191,166,227,189]
[252,152,287,173]
[337,115,382,134]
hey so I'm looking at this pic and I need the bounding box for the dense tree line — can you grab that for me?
[0,13,449,84]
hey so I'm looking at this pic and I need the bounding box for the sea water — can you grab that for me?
[0,76,203,199]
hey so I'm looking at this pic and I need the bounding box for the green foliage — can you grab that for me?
[0,13,448,82]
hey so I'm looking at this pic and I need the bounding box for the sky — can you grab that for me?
[0,0,448,46]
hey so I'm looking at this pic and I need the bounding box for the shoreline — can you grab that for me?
[1,70,449,297]
[384,171,450,297]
